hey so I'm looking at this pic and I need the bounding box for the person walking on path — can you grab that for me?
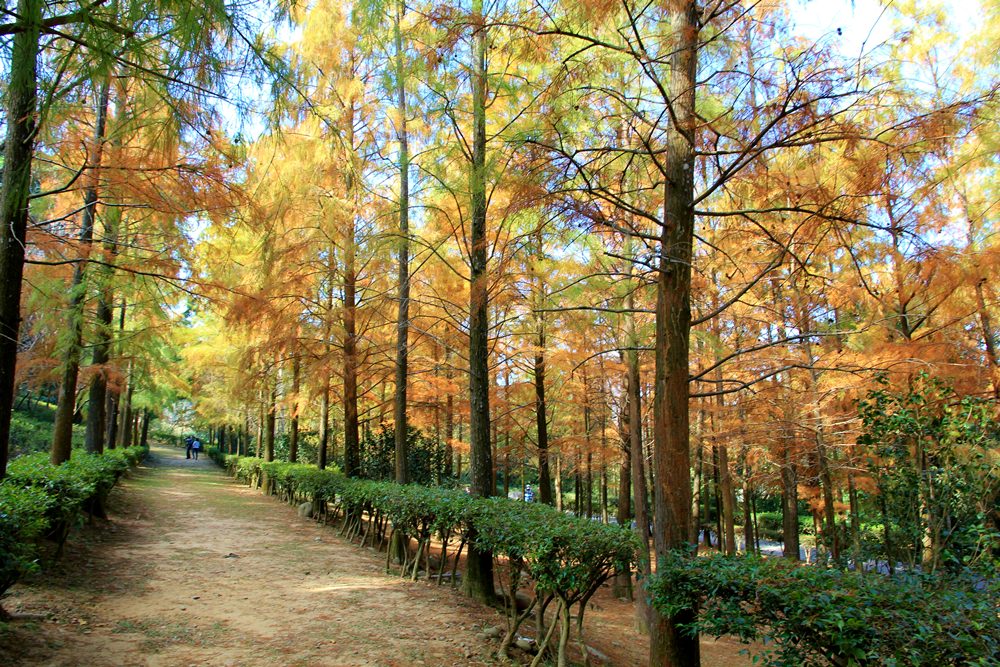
[185,436,193,459]
[191,438,202,460]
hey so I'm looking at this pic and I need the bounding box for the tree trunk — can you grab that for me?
[689,407,705,543]
[319,378,330,469]
[85,124,121,454]
[718,444,737,555]
[614,391,633,599]
[0,0,42,479]
[119,370,134,449]
[440,346,454,478]
[533,231,553,505]
[52,78,112,463]
[139,409,150,447]
[463,0,495,604]
[393,0,411,486]
[781,443,801,560]
[554,449,563,512]
[627,329,651,633]
[289,355,300,462]
[342,98,361,477]
[648,2,700,663]
[740,445,755,554]
[264,380,276,462]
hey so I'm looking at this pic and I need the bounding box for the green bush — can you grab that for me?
[359,424,453,486]
[0,485,51,595]
[649,552,1000,667]
[213,452,637,602]
[0,445,147,601]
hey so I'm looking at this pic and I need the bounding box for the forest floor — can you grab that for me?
[0,444,753,666]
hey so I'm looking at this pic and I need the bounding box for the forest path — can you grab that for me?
[1,444,501,666]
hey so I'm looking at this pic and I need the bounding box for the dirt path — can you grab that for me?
[1,445,502,666]
[1,445,753,666]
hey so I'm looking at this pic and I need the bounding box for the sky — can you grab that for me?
[789,0,979,56]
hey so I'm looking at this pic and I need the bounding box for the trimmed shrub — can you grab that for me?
[0,485,50,597]
[0,445,147,602]
[649,552,1000,667]
[210,452,639,662]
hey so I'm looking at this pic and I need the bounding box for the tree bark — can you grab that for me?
[627,296,651,632]
[648,2,700,663]
[118,368,134,448]
[85,198,121,454]
[264,379,276,462]
[139,409,150,447]
[533,231,553,505]
[444,346,454,478]
[289,355,300,462]
[319,378,330,469]
[781,442,801,560]
[0,0,42,478]
[52,78,112,463]
[342,94,360,478]
[463,0,495,604]
[393,0,411,485]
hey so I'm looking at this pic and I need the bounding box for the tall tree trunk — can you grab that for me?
[52,78,111,462]
[614,388,633,599]
[740,444,755,554]
[393,0,411,486]
[627,326,651,633]
[444,346,454,478]
[795,291,840,561]
[463,0,494,603]
[105,299,127,450]
[118,368,134,449]
[289,355,300,462]
[139,409,150,447]
[85,198,121,454]
[533,230,553,505]
[717,443,737,555]
[106,387,119,451]
[0,0,42,479]
[781,442,801,560]
[318,269,334,470]
[319,378,330,469]
[649,2,700,663]
[554,449,563,512]
[264,379,276,462]
[584,391,593,519]
[689,407,705,543]
[342,96,361,478]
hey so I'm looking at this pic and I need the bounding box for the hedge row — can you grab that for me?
[210,449,638,663]
[0,446,148,601]
[649,552,1000,667]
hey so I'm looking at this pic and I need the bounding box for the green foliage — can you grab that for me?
[212,451,638,602]
[8,405,85,458]
[473,497,638,602]
[0,445,147,598]
[650,552,1000,667]
[753,510,815,542]
[857,373,1000,570]
[359,424,453,486]
[0,485,50,595]
[4,447,147,531]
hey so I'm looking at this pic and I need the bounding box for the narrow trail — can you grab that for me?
[1,445,501,666]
